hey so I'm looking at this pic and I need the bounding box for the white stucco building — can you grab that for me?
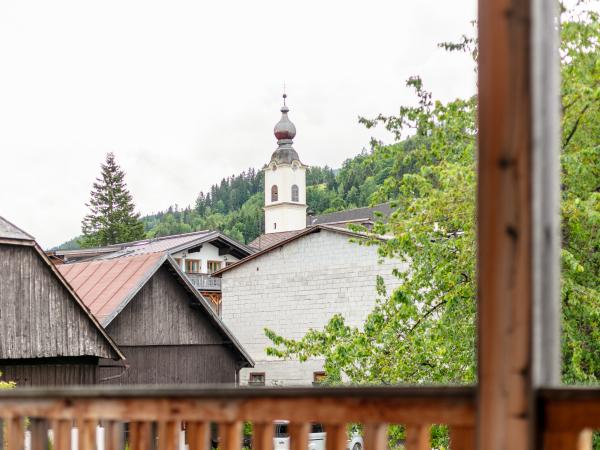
[215,97,404,386]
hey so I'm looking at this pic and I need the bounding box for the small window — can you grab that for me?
[207,260,222,273]
[291,184,299,202]
[313,371,326,385]
[271,185,278,202]
[185,259,201,273]
[248,372,265,386]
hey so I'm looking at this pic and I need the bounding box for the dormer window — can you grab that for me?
[291,185,299,202]
[271,185,278,202]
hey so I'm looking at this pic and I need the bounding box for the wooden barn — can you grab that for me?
[58,253,253,385]
[0,217,124,386]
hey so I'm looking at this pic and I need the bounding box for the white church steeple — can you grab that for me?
[263,94,307,234]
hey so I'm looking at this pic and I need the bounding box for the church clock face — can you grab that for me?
[292,162,299,171]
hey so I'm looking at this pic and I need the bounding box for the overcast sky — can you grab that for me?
[0,0,477,248]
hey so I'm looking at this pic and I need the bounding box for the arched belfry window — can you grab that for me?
[271,185,278,202]
[291,184,299,202]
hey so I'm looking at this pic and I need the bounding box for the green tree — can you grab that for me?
[80,152,145,247]
[265,4,600,388]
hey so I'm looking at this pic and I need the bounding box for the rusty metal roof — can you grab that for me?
[247,229,303,251]
[58,253,165,325]
[58,253,253,366]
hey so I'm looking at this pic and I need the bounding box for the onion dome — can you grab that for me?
[270,94,301,165]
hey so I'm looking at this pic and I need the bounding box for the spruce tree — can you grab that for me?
[80,153,145,247]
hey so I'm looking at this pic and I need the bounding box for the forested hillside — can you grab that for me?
[54,140,416,249]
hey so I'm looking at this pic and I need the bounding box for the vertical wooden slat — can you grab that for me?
[78,419,97,450]
[104,421,124,450]
[543,430,593,450]
[158,421,179,450]
[130,422,141,450]
[405,425,429,450]
[289,423,310,450]
[188,422,210,450]
[477,0,538,448]
[450,426,475,450]
[6,417,24,450]
[53,420,72,450]
[325,424,346,450]
[252,422,273,450]
[220,422,242,450]
[30,419,49,450]
[363,423,387,450]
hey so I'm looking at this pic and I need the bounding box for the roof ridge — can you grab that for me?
[0,215,36,241]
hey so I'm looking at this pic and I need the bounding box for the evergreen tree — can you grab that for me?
[80,153,145,247]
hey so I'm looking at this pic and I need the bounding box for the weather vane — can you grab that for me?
[283,82,287,106]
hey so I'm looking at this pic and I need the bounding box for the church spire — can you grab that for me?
[271,94,300,165]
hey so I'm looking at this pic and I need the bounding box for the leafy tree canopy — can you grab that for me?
[265,4,600,389]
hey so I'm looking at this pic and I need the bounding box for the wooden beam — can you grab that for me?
[477,0,533,449]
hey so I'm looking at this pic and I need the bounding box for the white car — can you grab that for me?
[273,420,363,450]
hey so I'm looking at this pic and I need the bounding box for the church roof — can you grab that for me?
[307,203,395,226]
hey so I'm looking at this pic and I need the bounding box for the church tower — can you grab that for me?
[264,95,307,234]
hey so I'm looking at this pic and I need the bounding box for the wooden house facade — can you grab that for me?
[58,253,253,385]
[0,217,123,386]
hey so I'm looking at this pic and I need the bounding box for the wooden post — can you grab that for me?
[363,423,387,450]
[477,0,560,448]
[405,425,429,450]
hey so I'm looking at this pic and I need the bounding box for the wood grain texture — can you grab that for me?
[0,362,98,387]
[157,421,178,450]
[52,420,71,450]
[363,423,387,450]
[405,425,429,450]
[107,266,224,346]
[543,430,592,450]
[324,424,346,450]
[449,426,475,450]
[6,417,24,450]
[29,419,49,450]
[252,422,273,450]
[0,245,116,360]
[98,345,237,385]
[477,0,534,448]
[187,422,210,450]
[220,422,242,450]
[289,423,310,450]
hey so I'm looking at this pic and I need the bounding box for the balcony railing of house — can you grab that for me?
[0,386,598,450]
[185,273,221,291]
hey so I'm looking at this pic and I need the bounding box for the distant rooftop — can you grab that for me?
[49,230,253,262]
[307,203,394,226]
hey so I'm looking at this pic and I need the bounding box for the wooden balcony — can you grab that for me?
[0,385,597,450]
[185,273,221,291]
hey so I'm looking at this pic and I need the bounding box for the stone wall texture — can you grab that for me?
[221,229,405,386]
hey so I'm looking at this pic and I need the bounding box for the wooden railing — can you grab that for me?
[0,386,597,450]
[186,274,221,291]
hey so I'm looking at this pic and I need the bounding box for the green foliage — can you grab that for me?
[265,2,600,391]
[0,371,15,389]
[80,152,145,247]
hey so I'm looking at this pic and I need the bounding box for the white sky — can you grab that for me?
[0,0,477,248]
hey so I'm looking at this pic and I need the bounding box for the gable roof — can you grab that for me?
[0,216,35,242]
[307,203,394,227]
[49,230,254,263]
[247,229,304,252]
[214,225,382,277]
[0,216,124,361]
[57,253,253,366]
